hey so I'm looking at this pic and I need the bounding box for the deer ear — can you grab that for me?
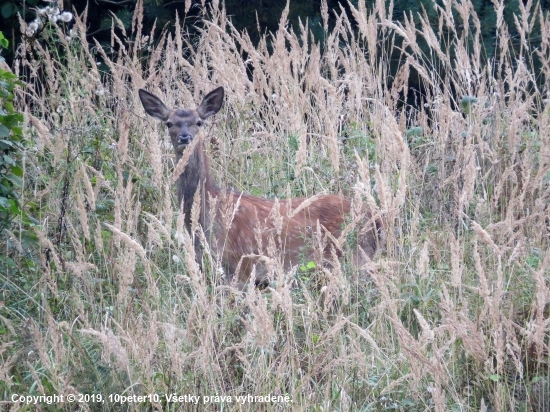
[197,87,224,119]
[139,89,171,121]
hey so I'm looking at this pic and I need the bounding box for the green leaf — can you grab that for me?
[402,399,416,407]
[11,165,23,177]
[10,126,22,136]
[0,77,13,90]
[0,124,9,138]
[9,198,20,214]
[489,374,500,382]
[0,139,14,149]
[0,3,16,20]
[460,96,478,114]
[26,215,40,226]
[0,113,23,127]
[406,126,423,137]
[96,199,115,213]
[3,155,15,166]
[0,255,16,270]
[6,173,22,187]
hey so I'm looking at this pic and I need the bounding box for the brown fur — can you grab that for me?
[139,87,383,287]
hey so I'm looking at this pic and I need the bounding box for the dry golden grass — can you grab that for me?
[2,0,549,411]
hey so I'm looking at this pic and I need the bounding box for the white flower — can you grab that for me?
[26,21,40,36]
[353,180,366,191]
[175,231,185,243]
[59,11,73,23]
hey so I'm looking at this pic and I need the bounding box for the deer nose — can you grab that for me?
[177,134,192,145]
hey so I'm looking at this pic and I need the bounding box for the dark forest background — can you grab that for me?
[1,0,549,68]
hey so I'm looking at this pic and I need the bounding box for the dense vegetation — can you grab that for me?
[1,0,550,65]
[1,0,549,410]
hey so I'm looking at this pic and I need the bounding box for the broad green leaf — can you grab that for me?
[3,155,15,166]
[0,139,14,148]
[1,3,16,20]
[7,173,22,187]
[11,165,23,177]
[0,124,9,138]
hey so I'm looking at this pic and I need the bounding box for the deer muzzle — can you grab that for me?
[177,134,192,145]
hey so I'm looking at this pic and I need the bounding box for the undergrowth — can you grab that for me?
[1,0,549,411]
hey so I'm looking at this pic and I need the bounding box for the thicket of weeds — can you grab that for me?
[1,0,549,410]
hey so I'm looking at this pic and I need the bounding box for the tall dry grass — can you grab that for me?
[1,0,549,410]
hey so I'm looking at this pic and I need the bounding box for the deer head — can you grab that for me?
[138,87,224,157]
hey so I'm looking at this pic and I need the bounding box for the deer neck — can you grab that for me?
[176,139,219,230]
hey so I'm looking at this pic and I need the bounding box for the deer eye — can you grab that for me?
[166,122,173,128]
[197,120,203,127]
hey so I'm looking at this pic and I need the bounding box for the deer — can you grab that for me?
[139,86,384,289]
